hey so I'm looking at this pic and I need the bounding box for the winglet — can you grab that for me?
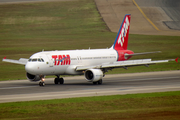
[175,57,178,63]
[3,56,6,59]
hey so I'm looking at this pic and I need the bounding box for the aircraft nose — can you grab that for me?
[25,63,36,75]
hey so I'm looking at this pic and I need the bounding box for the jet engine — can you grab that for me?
[26,72,41,82]
[84,69,103,82]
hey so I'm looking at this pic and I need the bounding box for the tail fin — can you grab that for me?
[112,14,131,50]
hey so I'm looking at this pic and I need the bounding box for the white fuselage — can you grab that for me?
[25,48,118,76]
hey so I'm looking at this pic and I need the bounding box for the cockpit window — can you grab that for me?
[32,59,37,62]
[38,58,41,62]
[41,58,44,62]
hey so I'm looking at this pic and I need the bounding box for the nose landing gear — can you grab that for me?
[39,78,45,86]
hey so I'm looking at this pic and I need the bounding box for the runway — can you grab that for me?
[0,71,180,103]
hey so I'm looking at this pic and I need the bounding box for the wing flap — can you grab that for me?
[76,59,169,71]
[76,65,101,71]
[102,59,168,69]
[2,58,28,65]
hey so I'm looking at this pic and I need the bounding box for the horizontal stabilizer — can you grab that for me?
[125,51,161,57]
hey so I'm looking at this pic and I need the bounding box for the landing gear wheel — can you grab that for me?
[93,79,103,85]
[59,78,64,84]
[98,79,102,85]
[54,77,64,84]
[39,81,45,86]
[54,78,59,84]
[93,82,97,85]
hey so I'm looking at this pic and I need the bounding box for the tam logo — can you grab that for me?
[118,16,130,46]
[52,55,71,65]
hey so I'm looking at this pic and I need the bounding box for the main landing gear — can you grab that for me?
[93,79,102,85]
[54,75,64,85]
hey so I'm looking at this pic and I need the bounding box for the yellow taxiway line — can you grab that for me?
[132,0,160,31]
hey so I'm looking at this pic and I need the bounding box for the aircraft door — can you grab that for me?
[49,58,54,67]
[46,55,54,67]
[77,56,82,63]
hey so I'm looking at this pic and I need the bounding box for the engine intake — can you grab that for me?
[26,72,41,82]
[84,69,103,82]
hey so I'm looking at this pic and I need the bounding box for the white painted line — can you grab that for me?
[120,76,180,82]
[0,86,37,90]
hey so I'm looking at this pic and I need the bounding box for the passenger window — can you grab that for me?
[28,58,44,62]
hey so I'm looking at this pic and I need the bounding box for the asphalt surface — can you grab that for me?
[135,0,180,30]
[0,71,180,103]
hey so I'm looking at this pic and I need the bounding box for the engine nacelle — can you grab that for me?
[84,69,103,82]
[26,72,41,82]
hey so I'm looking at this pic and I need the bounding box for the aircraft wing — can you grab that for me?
[2,57,28,65]
[76,59,170,71]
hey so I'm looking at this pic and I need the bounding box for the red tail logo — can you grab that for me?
[113,14,131,50]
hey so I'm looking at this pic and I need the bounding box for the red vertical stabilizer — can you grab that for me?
[113,14,131,50]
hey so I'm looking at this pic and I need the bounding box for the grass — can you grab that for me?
[0,91,180,120]
[0,0,180,81]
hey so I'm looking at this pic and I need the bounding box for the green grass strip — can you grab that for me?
[0,91,180,120]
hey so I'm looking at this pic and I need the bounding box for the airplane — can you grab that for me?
[2,14,177,86]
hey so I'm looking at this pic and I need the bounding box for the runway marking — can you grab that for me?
[121,76,180,82]
[132,0,160,31]
[1,86,180,102]
[0,77,179,90]
[0,86,37,90]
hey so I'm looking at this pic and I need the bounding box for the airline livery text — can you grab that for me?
[118,16,130,46]
[52,55,71,66]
